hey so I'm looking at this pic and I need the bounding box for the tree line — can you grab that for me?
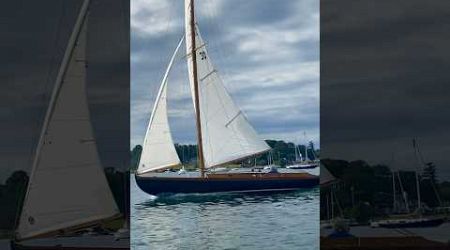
[130,139,320,171]
[320,159,450,223]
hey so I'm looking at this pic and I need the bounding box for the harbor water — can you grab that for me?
[131,174,319,250]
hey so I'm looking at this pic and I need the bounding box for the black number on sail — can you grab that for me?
[199,51,207,60]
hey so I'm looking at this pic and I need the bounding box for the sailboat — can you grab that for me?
[286,133,319,170]
[370,140,445,228]
[370,171,444,228]
[134,0,319,195]
[11,1,128,249]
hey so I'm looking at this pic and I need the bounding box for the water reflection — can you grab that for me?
[135,189,318,208]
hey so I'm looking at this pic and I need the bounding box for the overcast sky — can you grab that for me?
[321,0,450,180]
[130,0,320,149]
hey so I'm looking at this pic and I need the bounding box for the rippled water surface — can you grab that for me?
[131,175,319,250]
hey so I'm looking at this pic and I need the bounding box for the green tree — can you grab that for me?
[421,162,441,207]
[130,145,142,171]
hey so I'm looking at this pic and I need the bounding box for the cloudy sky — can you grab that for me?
[321,0,450,180]
[130,0,320,150]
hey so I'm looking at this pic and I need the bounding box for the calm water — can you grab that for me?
[131,174,319,250]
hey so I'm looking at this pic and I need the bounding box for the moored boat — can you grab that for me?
[286,133,319,170]
[370,217,445,228]
[286,162,319,169]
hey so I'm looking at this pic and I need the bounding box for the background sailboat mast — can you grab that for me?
[304,132,308,162]
[189,0,205,177]
[413,139,422,213]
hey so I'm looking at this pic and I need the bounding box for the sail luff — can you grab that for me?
[16,0,91,240]
[144,36,184,139]
[136,37,184,174]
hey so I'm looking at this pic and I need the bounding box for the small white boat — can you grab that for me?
[286,132,319,169]
[286,162,319,169]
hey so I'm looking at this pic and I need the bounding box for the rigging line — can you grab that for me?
[396,171,409,212]
[148,0,176,122]
[415,140,443,206]
[332,187,344,217]
[200,69,217,82]
[415,140,427,166]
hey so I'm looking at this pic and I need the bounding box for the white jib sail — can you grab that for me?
[136,37,184,174]
[184,0,270,168]
[16,1,119,240]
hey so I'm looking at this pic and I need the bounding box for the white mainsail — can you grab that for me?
[136,37,184,174]
[184,0,270,168]
[16,0,119,240]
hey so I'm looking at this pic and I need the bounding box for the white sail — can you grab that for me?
[16,1,119,240]
[185,0,270,168]
[137,37,184,174]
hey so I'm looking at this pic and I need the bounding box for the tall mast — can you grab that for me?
[391,153,396,213]
[189,0,205,177]
[392,171,396,212]
[304,131,308,162]
[415,171,421,213]
[413,139,421,213]
[397,171,410,213]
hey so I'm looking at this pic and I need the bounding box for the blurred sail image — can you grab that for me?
[131,0,319,249]
[0,0,130,249]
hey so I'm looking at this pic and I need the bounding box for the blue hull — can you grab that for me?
[287,165,317,170]
[379,218,445,228]
[135,174,319,195]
